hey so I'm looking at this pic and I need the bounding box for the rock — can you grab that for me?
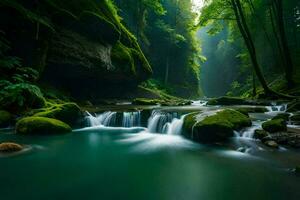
[264,140,279,149]
[262,119,287,133]
[132,98,161,105]
[296,166,300,174]
[234,107,268,116]
[0,142,23,153]
[0,110,12,128]
[287,101,300,112]
[254,129,269,140]
[207,97,248,105]
[291,114,300,122]
[272,113,290,121]
[16,117,72,135]
[183,109,252,143]
[33,103,82,126]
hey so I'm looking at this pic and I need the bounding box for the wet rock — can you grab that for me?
[272,113,290,121]
[16,117,72,135]
[0,110,12,128]
[183,109,251,143]
[262,119,287,133]
[254,129,269,140]
[0,142,23,153]
[264,140,279,149]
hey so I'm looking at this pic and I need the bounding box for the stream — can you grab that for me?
[0,102,300,200]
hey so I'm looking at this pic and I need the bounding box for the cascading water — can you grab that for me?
[86,111,117,127]
[122,111,141,127]
[266,104,287,113]
[162,115,186,135]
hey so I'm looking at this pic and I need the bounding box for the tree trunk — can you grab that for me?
[231,0,273,95]
[273,0,294,88]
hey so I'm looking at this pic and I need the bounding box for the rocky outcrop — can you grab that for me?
[0,142,23,153]
[16,117,72,135]
[183,109,252,143]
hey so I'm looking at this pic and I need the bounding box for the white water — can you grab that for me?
[265,104,287,116]
[147,110,179,133]
[162,115,187,135]
[122,111,141,127]
[85,111,117,127]
[192,100,207,106]
[240,121,263,138]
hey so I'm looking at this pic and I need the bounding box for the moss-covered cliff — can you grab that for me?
[0,0,152,99]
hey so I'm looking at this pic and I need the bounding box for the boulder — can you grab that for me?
[207,97,248,106]
[183,109,252,143]
[234,107,268,116]
[0,142,23,153]
[0,110,12,128]
[272,113,290,121]
[254,129,269,140]
[262,119,287,133]
[264,140,279,149]
[132,98,161,105]
[16,117,71,135]
[33,103,82,126]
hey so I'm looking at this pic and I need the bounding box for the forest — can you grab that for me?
[0,0,300,200]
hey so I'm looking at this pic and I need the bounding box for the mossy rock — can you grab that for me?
[272,113,290,121]
[287,101,300,112]
[254,129,269,140]
[291,114,300,122]
[33,103,82,126]
[234,107,268,116]
[264,140,279,149]
[16,117,71,135]
[262,119,287,133]
[132,98,161,105]
[0,142,23,153]
[207,97,248,106]
[0,110,12,128]
[183,109,251,143]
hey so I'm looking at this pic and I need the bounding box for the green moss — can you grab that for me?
[132,98,161,105]
[0,110,12,128]
[0,142,23,153]
[272,113,290,121]
[32,103,82,126]
[254,129,269,140]
[16,117,71,135]
[234,107,268,116]
[207,96,247,105]
[262,119,287,133]
[183,109,251,143]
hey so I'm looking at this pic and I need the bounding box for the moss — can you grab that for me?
[234,107,268,116]
[0,142,23,153]
[32,103,82,126]
[287,101,300,112]
[291,114,300,122]
[16,117,71,135]
[254,129,269,140]
[0,110,12,128]
[183,109,251,143]
[132,98,162,105]
[207,96,248,106]
[272,113,290,121]
[262,119,287,133]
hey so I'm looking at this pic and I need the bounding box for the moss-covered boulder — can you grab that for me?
[16,117,71,135]
[234,107,268,116]
[0,142,23,153]
[132,98,161,105]
[207,97,248,106]
[254,129,269,140]
[262,119,287,133]
[0,110,12,128]
[33,103,82,126]
[183,109,252,143]
[272,113,290,121]
[264,140,279,149]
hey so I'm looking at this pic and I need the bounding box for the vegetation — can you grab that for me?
[262,119,287,133]
[16,116,72,135]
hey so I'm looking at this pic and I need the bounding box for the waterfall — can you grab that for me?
[122,111,141,127]
[147,110,184,134]
[241,121,263,138]
[85,111,117,127]
[266,104,287,113]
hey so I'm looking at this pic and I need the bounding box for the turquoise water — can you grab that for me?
[1,127,300,200]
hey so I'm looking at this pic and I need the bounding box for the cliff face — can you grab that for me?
[0,0,152,99]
